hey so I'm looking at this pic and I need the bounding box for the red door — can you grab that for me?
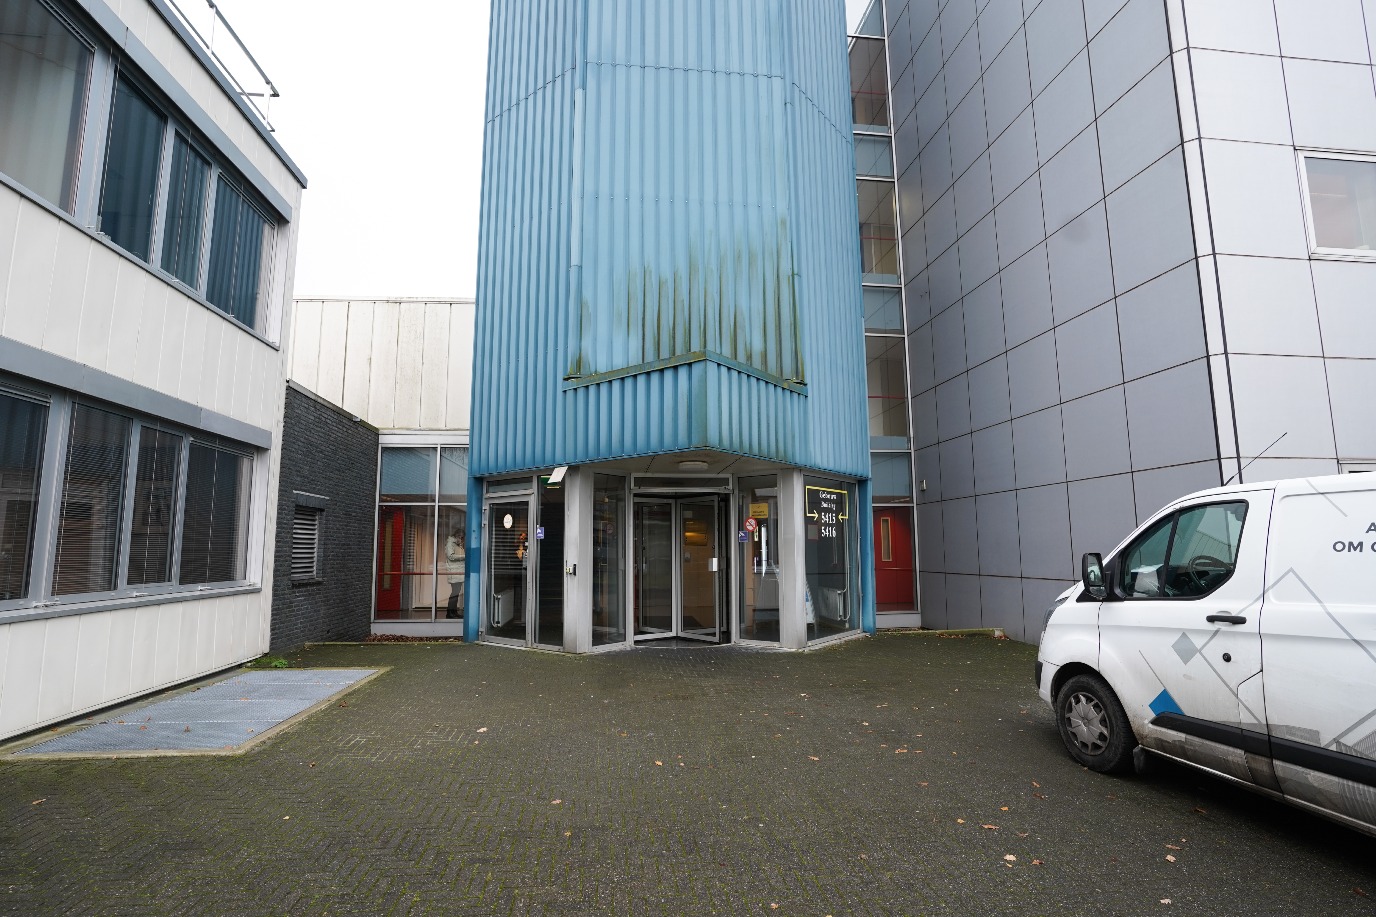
[873,508,915,612]
[375,507,404,617]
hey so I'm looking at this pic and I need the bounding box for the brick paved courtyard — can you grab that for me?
[2,634,1374,916]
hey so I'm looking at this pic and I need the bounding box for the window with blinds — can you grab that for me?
[291,506,321,581]
[0,391,48,602]
[127,427,181,585]
[0,389,262,614]
[206,176,269,328]
[179,443,251,585]
[52,405,130,596]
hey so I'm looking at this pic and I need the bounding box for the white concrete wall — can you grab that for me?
[0,0,304,740]
[288,299,475,431]
[1171,0,1376,481]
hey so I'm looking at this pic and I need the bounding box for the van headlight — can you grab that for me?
[1043,594,1070,634]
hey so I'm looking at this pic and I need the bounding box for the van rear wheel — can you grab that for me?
[1056,673,1136,774]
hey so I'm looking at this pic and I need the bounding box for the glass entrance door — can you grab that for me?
[678,498,720,641]
[486,499,531,643]
[633,497,722,642]
[633,500,674,637]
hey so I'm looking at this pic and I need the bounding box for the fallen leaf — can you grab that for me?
[999,806,1009,811]
[981,824,1000,831]
[1160,900,1172,906]
[1031,859,1044,866]
[1165,854,1176,863]
[770,904,779,910]
[283,816,290,820]
[1016,831,1029,838]
[476,727,488,733]
[655,760,663,766]
[1031,781,1040,787]
[307,762,316,768]
[956,818,965,824]
[808,755,820,761]
[564,831,572,837]
[1165,844,1181,850]
[1032,793,1047,800]
[1004,854,1017,862]
[551,799,562,805]
[31,799,45,806]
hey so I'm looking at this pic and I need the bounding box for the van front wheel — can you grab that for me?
[1056,674,1136,773]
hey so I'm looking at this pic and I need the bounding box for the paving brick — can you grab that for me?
[1,635,1373,915]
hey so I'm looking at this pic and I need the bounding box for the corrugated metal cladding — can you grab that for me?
[474,0,868,479]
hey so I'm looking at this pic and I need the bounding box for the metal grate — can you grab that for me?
[15,669,376,756]
[291,505,320,579]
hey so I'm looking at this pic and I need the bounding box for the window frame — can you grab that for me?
[94,67,277,329]
[1297,149,1376,261]
[0,0,283,337]
[0,380,257,618]
[372,440,470,625]
[1110,500,1250,602]
[0,0,98,213]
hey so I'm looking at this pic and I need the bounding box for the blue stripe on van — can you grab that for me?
[1150,689,1184,717]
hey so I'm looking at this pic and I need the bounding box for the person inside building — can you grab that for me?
[443,528,465,618]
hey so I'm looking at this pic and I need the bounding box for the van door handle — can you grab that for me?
[1206,614,1247,625]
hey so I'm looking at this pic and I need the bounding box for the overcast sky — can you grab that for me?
[204,1,491,299]
[202,1,869,300]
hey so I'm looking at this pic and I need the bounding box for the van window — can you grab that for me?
[1167,503,1246,597]
[1117,501,1248,599]
[1119,515,1174,598]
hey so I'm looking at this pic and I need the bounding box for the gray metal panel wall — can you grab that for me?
[888,0,1225,641]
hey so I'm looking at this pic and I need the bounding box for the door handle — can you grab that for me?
[1206,614,1247,625]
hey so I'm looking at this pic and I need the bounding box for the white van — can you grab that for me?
[1037,474,1376,835]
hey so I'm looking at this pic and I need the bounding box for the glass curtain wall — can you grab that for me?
[375,445,468,622]
[851,7,918,614]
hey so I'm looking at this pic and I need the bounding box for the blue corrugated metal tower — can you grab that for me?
[469,0,874,652]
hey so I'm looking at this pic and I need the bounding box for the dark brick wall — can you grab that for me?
[270,382,379,652]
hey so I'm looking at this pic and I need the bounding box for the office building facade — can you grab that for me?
[883,0,1376,639]
[470,0,875,652]
[0,0,305,740]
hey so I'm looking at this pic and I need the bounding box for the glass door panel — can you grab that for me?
[739,476,780,642]
[486,500,530,642]
[634,501,673,637]
[374,505,437,620]
[678,499,719,641]
[535,477,565,648]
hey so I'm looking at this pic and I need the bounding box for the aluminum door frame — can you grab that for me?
[632,497,677,641]
[676,496,722,643]
[482,492,536,647]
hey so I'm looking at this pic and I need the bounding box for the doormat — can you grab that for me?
[9,668,379,759]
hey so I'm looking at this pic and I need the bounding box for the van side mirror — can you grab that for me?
[1082,552,1107,600]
